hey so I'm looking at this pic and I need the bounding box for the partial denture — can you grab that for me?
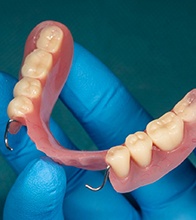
[6,21,196,193]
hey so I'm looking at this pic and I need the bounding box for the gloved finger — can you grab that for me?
[60,43,152,150]
[50,106,140,219]
[3,158,66,220]
[60,43,196,218]
[63,169,140,220]
[131,160,196,219]
[4,155,140,220]
[0,72,138,219]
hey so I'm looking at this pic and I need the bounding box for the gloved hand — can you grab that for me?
[0,42,196,220]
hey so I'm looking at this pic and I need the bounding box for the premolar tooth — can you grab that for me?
[7,96,34,119]
[146,112,184,151]
[36,26,63,53]
[173,90,196,122]
[21,49,52,80]
[14,77,42,99]
[125,132,152,167]
[105,145,130,179]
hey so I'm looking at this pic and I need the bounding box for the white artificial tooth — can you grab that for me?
[146,112,184,151]
[125,132,152,167]
[105,145,130,179]
[173,90,196,122]
[36,26,63,53]
[14,77,42,99]
[7,96,34,119]
[21,49,52,80]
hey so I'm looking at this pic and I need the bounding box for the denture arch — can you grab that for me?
[7,20,196,193]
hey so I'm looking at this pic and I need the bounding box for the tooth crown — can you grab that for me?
[125,132,152,149]
[36,25,63,53]
[174,91,196,122]
[7,96,34,118]
[125,132,152,167]
[14,77,42,99]
[21,49,53,79]
[146,112,184,151]
[106,146,130,179]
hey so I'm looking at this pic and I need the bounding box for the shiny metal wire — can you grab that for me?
[4,119,20,151]
[85,165,110,192]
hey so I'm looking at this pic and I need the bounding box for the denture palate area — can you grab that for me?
[105,89,196,183]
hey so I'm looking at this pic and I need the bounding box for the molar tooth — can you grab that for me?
[7,96,34,119]
[125,132,152,167]
[36,26,63,53]
[21,49,52,80]
[173,91,196,122]
[106,145,130,179]
[14,77,42,99]
[146,112,184,151]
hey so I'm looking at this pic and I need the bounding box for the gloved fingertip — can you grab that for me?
[4,157,66,220]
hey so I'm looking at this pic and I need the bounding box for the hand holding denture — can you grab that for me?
[1,21,196,219]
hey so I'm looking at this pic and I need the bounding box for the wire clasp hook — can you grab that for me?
[85,165,110,192]
[4,119,20,151]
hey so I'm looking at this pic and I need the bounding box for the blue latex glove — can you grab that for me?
[0,43,196,219]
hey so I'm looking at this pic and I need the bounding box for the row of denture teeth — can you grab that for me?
[7,25,63,120]
[106,91,195,179]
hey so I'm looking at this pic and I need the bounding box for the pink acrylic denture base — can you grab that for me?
[11,20,196,193]
[110,118,196,192]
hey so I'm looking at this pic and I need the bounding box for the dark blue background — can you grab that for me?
[0,0,196,217]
